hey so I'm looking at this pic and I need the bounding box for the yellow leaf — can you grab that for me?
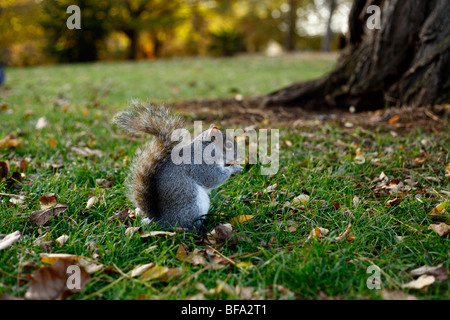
[142,265,169,280]
[40,253,83,264]
[432,201,448,214]
[292,194,309,206]
[230,215,254,225]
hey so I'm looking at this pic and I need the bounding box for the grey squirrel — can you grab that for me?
[113,101,243,229]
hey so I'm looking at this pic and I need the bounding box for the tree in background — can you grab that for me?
[111,0,183,60]
[264,0,450,109]
[40,0,113,62]
[0,0,45,66]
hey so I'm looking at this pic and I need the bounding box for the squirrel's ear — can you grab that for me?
[207,124,220,142]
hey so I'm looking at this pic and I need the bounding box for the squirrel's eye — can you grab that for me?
[226,141,233,149]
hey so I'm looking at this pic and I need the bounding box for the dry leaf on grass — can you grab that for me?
[0,133,22,149]
[0,160,9,180]
[24,259,90,300]
[130,263,155,277]
[35,117,49,130]
[39,253,83,264]
[431,201,448,215]
[206,223,236,247]
[140,231,177,238]
[307,227,329,240]
[30,203,68,226]
[429,223,450,237]
[230,215,254,225]
[402,274,435,290]
[55,235,69,247]
[40,193,58,210]
[85,196,99,209]
[292,194,309,206]
[0,231,21,250]
[410,265,448,282]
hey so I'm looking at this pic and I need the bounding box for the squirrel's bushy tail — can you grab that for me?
[113,101,185,219]
[113,100,185,146]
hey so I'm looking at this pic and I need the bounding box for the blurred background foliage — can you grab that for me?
[0,0,351,66]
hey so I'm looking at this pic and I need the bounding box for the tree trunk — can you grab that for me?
[321,0,337,52]
[263,0,450,110]
[124,29,140,60]
[284,0,297,52]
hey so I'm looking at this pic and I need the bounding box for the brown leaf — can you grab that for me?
[385,198,402,208]
[176,243,189,261]
[0,133,22,149]
[6,171,23,189]
[40,193,58,210]
[429,223,450,237]
[0,160,9,181]
[410,265,448,282]
[24,259,90,300]
[30,203,68,226]
[207,223,236,247]
[17,159,28,172]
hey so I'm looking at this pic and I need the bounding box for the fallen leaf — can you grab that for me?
[0,133,22,149]
[35,117,49,130]
[140,230,176,238]
[125,227,141,237]
[230,215,254,225]
[55,235,69,247]
[385,198,402,208]
[432,201,448,215]
[176,243,189,261]
[39,193,57,210]
[85,196,98,209]
[410,265,448,282]
[0,160,9,180]
[9,195,26,206]
[429,223,450,237]
[24,259,90,300]
[292,194,309,206]
[0,231,21,250]
[130,263,155,277]
[307,227,329,240]
[40,253,83,264]
[402,275,435,289]
[141,265,169,280]
[77,259,104,274]
[30,203,68,226]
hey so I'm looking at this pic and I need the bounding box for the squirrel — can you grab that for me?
[113,101,243,230]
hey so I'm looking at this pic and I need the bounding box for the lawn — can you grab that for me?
[0,53,449,301]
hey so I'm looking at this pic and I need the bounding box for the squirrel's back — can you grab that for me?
[113,101,185,218]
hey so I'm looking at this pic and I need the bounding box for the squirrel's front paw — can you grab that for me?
[231,164,243,174]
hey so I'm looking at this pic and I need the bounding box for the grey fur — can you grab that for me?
[113,102,242,230]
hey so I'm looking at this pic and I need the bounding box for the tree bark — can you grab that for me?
[263,0,450,110]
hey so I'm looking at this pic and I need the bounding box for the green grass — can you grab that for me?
[0,53,449,300]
